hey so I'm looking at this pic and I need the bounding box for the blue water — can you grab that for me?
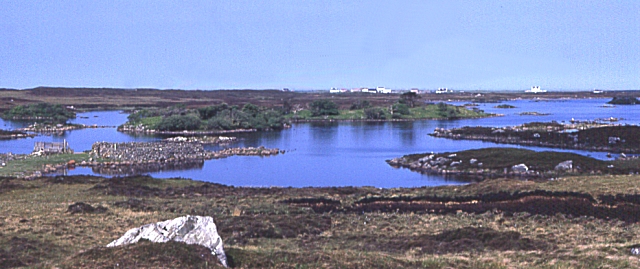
[1,98,638,187]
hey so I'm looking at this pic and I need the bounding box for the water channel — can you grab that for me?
[1,98,639,188]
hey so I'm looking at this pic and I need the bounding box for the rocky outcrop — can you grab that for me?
[163,136,238,144]
[107,215,227,267]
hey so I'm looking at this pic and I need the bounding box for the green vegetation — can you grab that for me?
[308,99,339,116]
[398,92,421,108]
[124,103,286,131]
[0,153,92,177]
[2,103,75,123]
[495,104,516,108]
[289,103,490,121]
[607,96,640,105]
[349,99,371,110]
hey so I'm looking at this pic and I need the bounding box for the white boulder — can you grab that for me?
[554,160,573,171]
[512,163,528,172]
[106,215,227,267]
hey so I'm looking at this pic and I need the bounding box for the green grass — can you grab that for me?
[0,153,91,177]
[136,116,163,129]
[288,104,490,121]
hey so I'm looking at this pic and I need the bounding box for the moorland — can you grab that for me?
[2,87,640,268]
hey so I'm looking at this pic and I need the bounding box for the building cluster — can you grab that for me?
[329,87,393,94]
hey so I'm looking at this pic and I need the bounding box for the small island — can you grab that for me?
[2,103,76,123]
[607,96,640,105]
[430,121,640,153]
[0,129,34,139]
[387,147,640,181]
[494,104,516,109]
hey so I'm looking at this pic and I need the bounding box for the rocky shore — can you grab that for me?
[89,142,282,164]
[162,136,238,144]
[387,148,638,181]
[387,154,522,181]
[17,123,113,135]
[118,124,257,135]
[0,129,34,139]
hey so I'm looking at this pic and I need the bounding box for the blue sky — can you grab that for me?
[1,1,638,90]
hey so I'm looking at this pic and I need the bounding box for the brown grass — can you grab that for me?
[2,174,640,268]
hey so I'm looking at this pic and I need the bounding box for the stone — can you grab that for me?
[469,158,477,164]
[631,247,640,255]
[554,160,573,171]
[107,215,227,267]
[511,163,528,172]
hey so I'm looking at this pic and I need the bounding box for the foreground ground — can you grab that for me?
[2,174,640,268]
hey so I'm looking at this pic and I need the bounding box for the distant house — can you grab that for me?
[350,88,362,93]
[436,88,453,94]
[33,140,72,155]
[329,88,341,93]
[593,90,604,94]
[525,86,547,93]
[376,87,392,94]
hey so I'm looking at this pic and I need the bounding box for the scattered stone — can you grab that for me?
[106,215,227,267]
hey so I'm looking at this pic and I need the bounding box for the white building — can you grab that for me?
[525,86,547,93]
[436,88,453,94]
[376,87,392,94]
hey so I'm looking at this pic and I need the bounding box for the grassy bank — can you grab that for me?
[287,103,491,121]
[0,153,92,178]
[2,174,640,268]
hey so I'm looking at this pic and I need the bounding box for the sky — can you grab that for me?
[0,0,638,91]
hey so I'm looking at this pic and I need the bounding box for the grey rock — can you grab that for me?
[512,163,528,172]
[554,160,573,171]
[107,215,227,267]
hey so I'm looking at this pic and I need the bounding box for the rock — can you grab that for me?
[511,163,528,172]
[450,161,461,167]
[433,157,450,165]
[632,247,640,255]
[554,160,573,171]
[106,215,227,267]
[469,158,477,164]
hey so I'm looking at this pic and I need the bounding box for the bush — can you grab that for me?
[156,115,202,131]
[309,100,339,116]
[3,103,75,123]
[392,103,411,117]
[350,100,371,110]
[364,107,387,120]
